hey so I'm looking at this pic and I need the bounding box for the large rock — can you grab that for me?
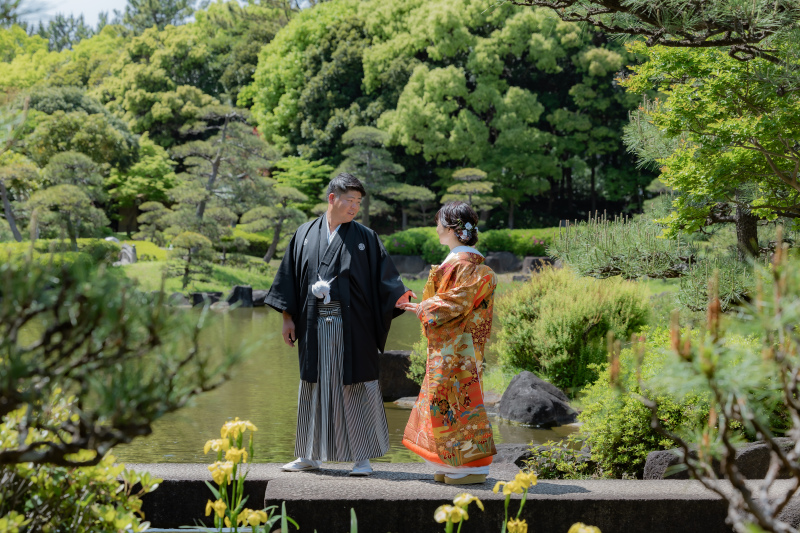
[643,438,796,480]
[227,285,253,308]
[391,255,427,274]
[167,292,190,306]
[191,292,223,307]
[484,252,522,274]
[522,256,555,273]
[498,371,578,427]
[252,290,269,307]
[493,443,535,467]
[112,243,137,266]
[379,350,421,401]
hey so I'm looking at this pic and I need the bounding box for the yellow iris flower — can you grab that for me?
[207,461,235,485]
[434,504,469,523]
[203,439,231,455]
[514,471,538,489]
[238,509,269,526]
[568,523,602,533]
[452,493,484,511]
[493,479,524,495]
[204,499,226,518]
[225,447,248,464]
[220,417,258,439]
[507,518,528,533]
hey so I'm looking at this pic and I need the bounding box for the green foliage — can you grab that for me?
[26,184,110,248]
[122,0,194,33]
[0,257,239,466]
[578,327,714,478]
[0,399,160,531]
[231,227,273,258]
[168,231,214,290]
[478,229,557,257]
[383,227,559,260]
[271,156,332,214]
[622,42,800,253]
[107,133,177,208]
[524,435,597,479]
[406,331,428,385]
[550,211,696,279]
[495,267,649,394]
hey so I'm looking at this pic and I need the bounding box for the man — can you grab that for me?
[265,172,414,476]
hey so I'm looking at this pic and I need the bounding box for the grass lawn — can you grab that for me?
[122,260,273,294]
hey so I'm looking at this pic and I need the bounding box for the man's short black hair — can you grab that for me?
[327,172,367,198]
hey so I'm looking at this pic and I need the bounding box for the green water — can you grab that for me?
[112,308,573,464]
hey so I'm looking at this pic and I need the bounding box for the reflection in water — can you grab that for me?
[112,308,574,463]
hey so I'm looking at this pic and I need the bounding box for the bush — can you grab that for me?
[232,227,272,258]
[0,399,160,532]
[576,327,755,478]
[478,228,557,257]
[524,435,599,479]
[0,238,121,264]
[126,239,167,261]
[382,227,559,263]
[406,332,428,385]
[495,267,650,394]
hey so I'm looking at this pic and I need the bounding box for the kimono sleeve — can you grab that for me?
[263,232,299,317]
[415,262,494,327]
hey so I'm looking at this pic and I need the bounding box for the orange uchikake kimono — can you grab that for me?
[402,251,498,467]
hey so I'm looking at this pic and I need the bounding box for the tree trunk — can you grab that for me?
[66,215,78,252]
[196,116,230,221]
[508,199,515,230]
[264,215,285,263]
[546,177,556,213]
[401,208,408,231]
[565,166,573,203]
[735,203,759,260]
[0,181,23,242]
[182,252,192,290]
[590,165,597,215]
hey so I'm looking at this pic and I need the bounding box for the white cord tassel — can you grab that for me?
[311,274,337,304]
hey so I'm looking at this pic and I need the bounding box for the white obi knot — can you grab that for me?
[311,274,337,304]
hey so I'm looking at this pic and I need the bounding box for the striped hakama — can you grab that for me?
[295,302,390,462]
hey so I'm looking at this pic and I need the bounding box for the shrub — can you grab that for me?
[0,238,121,264]
[576,327,760,478]
[495,267,649,394]
[406,332,428,385]
[382,227,559,263]
[0,398,161,532]
[524,435,599,479]
[232,228,272,258]
[126,239,168,261]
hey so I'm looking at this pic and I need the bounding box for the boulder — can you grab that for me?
[512,275,531,283]
[393,396,417,409]
[167,292,190,306]
[227,285,253,308]
[523,256,555,273]
[643,438,796,480]
[494,443,535,467]
[498,371,578,427]
[105,236,121,244]
[379,350,421,401]
[112,243,137,266]
[252,290,269,307]
[391,255,427,274]
[484,252,522,274]
[191,292,223,307]
[210,301,230,311]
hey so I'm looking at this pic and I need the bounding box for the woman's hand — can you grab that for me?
[396,302,420,314]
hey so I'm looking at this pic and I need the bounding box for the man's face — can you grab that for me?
[328,190,362,223]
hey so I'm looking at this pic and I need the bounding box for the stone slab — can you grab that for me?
[126,463,800,532]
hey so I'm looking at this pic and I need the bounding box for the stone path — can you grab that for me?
[125,462,800,532]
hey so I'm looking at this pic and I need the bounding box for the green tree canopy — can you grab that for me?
[121,0,194,33]
[623,41,800,257]
[26,184,109,249]
[334,126,403,227]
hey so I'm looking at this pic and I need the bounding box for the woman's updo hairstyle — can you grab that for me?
[436,201,479,247]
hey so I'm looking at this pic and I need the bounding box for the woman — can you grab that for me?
[396,201,498,484]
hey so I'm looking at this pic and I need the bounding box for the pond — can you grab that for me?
[112,307,575,464]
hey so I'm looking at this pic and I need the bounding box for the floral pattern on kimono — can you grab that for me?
[402,252,497,467]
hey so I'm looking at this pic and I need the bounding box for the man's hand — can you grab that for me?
[395,290,417,308]
[282,311,297,347]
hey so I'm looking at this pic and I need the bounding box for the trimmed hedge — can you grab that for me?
[382,227,560,264]
[231,228,272,258]
[0,239,120,265]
